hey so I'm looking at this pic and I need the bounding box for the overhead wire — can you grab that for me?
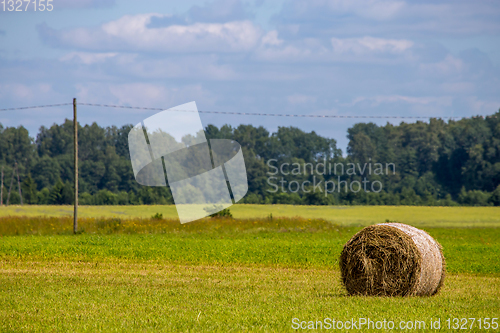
[0,102,465,119]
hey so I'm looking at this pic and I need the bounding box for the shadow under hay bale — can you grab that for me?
[340,223,445,297]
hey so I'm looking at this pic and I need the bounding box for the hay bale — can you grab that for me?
[340,223,445,296]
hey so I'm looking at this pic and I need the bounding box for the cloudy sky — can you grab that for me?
[1,0,499,151]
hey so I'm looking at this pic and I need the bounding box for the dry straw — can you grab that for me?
[340,223,445,296]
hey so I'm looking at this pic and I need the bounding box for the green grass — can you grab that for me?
[0,217,499,275]
[0,213,499,332]
[1,261,499,332]
[1,204,500,227]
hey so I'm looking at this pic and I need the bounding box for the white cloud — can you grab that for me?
[280,0,405,21]
[255,36,413,62]
[261,31,283,46]
[287,94,317,105]
[331,36,413,54]
[0,83,55,101]
[322,0,405,20]
[464,97,500,114]
[59,51,236,80]
[255,41,323,62]
[275,0,500,37]
[40,14,263,53]
[350,95,453,108]
[124,56,236,81]
[75,83,216,109]
[59,52,118,65]
[440,81,474,94]
[419,55,464,77]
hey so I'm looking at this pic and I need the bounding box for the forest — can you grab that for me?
[0,110,499,206]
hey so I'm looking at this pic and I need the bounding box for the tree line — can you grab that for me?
[0,110,499,206]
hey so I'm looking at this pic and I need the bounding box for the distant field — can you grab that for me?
[1,204,500,227]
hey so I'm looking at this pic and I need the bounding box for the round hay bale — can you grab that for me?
[340,223,445,296]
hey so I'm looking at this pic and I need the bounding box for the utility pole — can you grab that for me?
[73,98,78,234]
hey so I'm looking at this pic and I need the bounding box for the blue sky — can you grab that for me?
[1,0,499,152]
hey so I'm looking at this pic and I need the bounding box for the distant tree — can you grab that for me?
[48,180,73,205]
[1,110,499,206]
[489,185,500,206]
[32,156,61,190]
[21,174,38,204]
[48,180,65,205]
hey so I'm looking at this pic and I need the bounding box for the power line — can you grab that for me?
[76,103,467,120]
[0,101,466,119]
[78,103,164,111]
[0,103,72,112]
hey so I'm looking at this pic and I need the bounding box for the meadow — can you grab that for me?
[1,204,499,227]
[0,205,499,332]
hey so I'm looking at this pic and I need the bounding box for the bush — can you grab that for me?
[241,193,262,204]
[204,205,233,218]
[458,187,491,206]
[48,180,73,205]
[117,191,129,205]
[79,192,93,205]
[151,213,163,220]
[37,188,50,204]
[272,192,304,205]
[94,190,118,205]
[489,185,500,206]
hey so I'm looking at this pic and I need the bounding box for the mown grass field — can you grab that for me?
[1,204,500,227]
[1,261,498,332]
[0,207,499,332]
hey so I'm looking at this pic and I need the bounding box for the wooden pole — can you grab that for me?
[0,166,3,206]
[16,162,22,205]
[73,98,78,234]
